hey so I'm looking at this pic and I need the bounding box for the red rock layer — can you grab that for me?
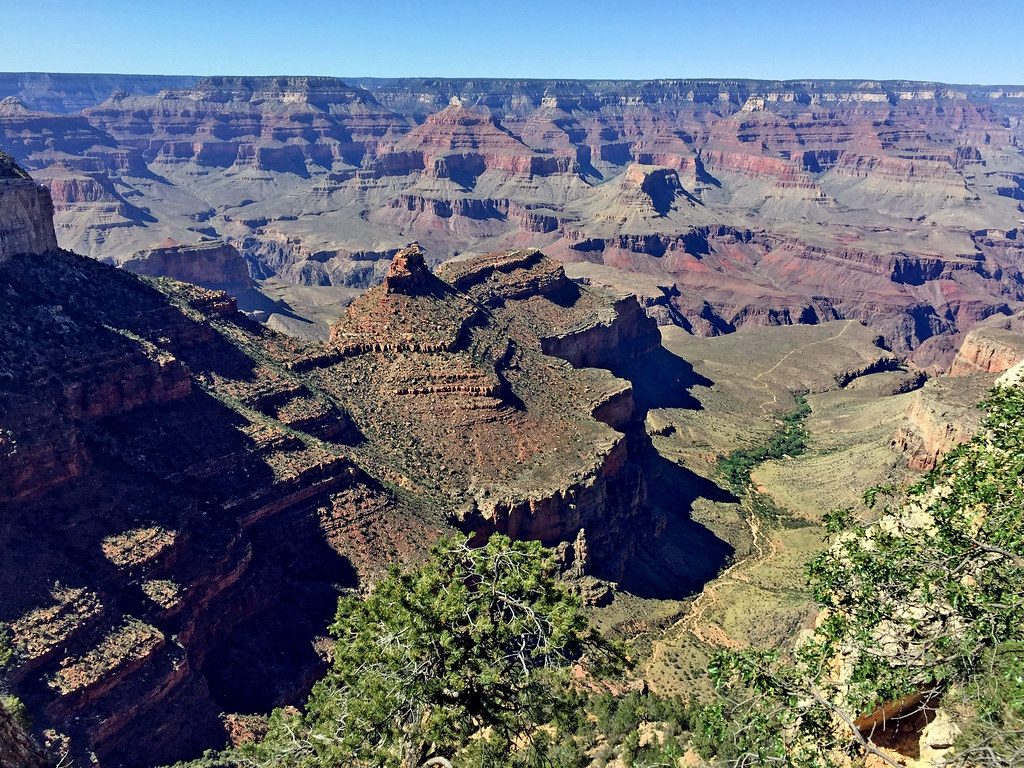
[1,234,669,767]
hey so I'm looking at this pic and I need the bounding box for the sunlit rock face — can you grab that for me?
[2,76,1023,364]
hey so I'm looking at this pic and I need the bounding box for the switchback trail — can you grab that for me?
[753,319,857,415]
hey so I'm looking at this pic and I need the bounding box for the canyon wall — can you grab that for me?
[0,158,670,766]
[120,239,254,289]
[949,311,1024,376]
[0,153,58,260]
[2,76,1023,362]
[893,316,1024,470]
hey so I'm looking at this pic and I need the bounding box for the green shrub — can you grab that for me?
[718,396,810,493]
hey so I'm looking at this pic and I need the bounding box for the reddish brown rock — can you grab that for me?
[381,242,435,294]
[949,312,1024,375]
[3,77,1023,361]
[0,181,668,768]
[121,239,253,289]
[891,375,996,471]
[393,100,577,181]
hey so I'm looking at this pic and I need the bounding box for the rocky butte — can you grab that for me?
[0,158,682,766]
[1,76,1023,365]
[3,77,1024,768]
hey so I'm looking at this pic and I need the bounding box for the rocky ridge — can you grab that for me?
[891,315,1024,470]
[948,310,1024,375]
[0,167,671,766]
[2,76,1024,363]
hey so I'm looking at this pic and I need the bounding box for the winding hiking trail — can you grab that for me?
[676,512,774,649]
[643,510,780,686]
[753,319,857,415]
[646,326,851,673]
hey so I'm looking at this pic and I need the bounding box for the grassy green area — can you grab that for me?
[717,395,811,493]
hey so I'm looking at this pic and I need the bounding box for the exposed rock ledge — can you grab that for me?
[891,375,995,471]
[949,312,1024,376]
[0,168,59,260]
[894,318,1024,471]
[120,239,254,290]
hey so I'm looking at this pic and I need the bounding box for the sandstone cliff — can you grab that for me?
[893,315,1024,470]
[891,373,996,471]
[0,152,58,261]
[948,311,1024,376]
[120,239,254,289]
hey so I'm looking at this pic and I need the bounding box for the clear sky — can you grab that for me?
[2,0,1022,84]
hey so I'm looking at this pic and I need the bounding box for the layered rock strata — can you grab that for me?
[948,311,1024,375]
[303,244,659,576]
[0,172,667,767]
[0,152,58,260]
[3,77,1024,362]
[891,375,996,471]
[120,239,254,289]
[893,315,1024,470]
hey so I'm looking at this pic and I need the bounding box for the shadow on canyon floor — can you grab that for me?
[595,345,735,600]
[616,345,713,416]
[612,440,737,600]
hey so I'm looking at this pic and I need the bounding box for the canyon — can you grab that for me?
[0,75,1023,366]
[3,76,1024,767]
[0,161,685,765]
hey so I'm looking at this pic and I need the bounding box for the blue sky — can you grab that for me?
[2,0,1022,83]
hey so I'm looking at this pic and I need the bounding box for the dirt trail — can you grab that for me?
[753,319,857,415]
[661,510,779,654]
[645,323,852,679]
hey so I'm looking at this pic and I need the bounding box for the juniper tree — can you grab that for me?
[703,384,1024,767]
[241,534,607,768]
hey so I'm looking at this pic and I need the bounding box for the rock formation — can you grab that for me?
[0,151,58,260]
[0,161,670,766]
[891,375,995,471]
[893,316,1024,470]
[120,239,254,289]
[0,701,46,768]
[948,310,1024,376]
[2,76,1023,362]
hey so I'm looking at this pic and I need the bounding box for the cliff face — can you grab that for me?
[3,76,1024,360]
[893,314,1024,470]
[0,160,670,767]
[120,239,254,289]
[949,311,1024,376]
[891,376,994,471]
[306,245,659,578]
[0,153,58,260]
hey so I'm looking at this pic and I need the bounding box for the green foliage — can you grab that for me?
[0,151,30,180]
[703,384,1024,767]
[0,694,31,732]
[239,534,611,768]
[0,623,12,668]
[946,642,1024,767]
[718,396,811,493]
